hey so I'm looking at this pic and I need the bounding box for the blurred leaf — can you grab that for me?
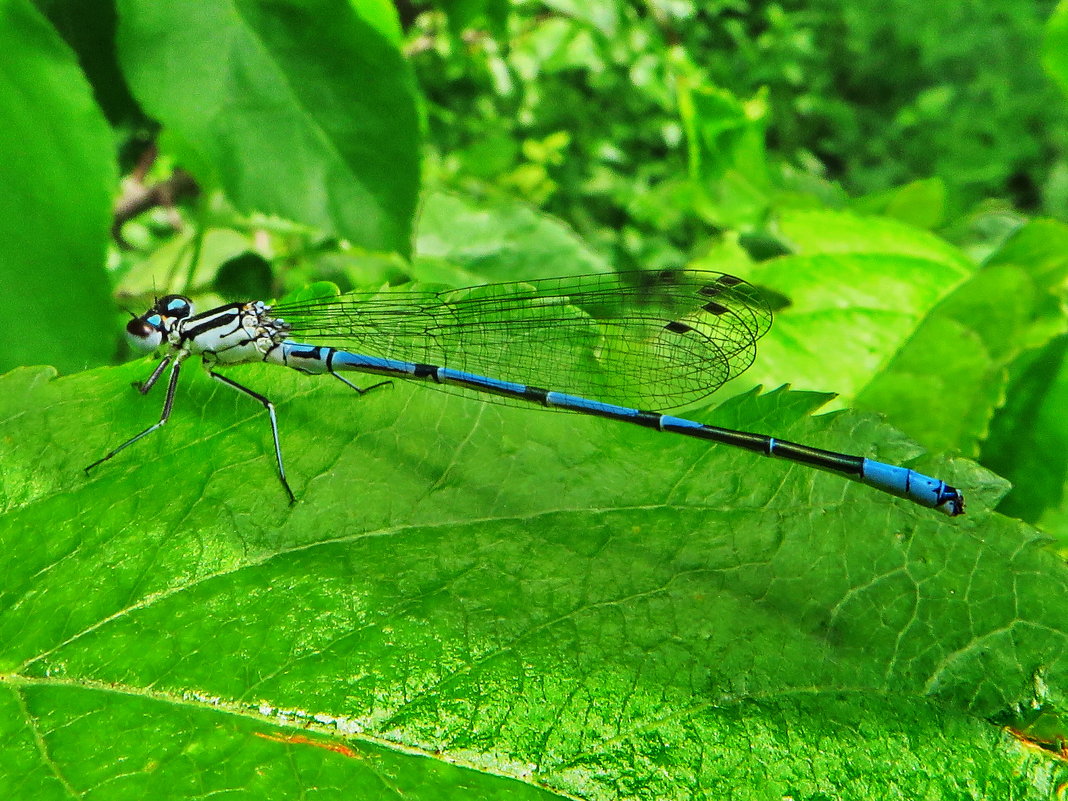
[974,216,1068,529]
[456,129,520,179]
[419,0,1064,254]
[351,0,404,45]
[433,0,510,38]
[676,76,770,229]
[679,84,767,183]
[0,0,116,374]
[215,251,273,301]
[276,279,343,304]
[856,177,947,229]
[884,177,947,229]
[980,217,1068,354]
[414,191,611,283]
[542,0,620,37]
[115,227,256,299]
[984,217,1068,294]
[35,0,142,125]
[280,249,413,295]
[742,212,972,407]
[773,209,974,272]
[982,335,1068,529]
[1044,0,1068,99]
[0,361,1060,797]
[855,264,1036,455]
[116,0,421,255]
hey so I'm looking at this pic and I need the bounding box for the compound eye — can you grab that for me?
[125,316,163,352]
[157,295,193,319]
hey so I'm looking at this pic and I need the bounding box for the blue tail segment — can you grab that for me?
[271,340,964,515]
[857,459,962,515]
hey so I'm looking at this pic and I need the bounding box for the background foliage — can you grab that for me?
[3,0,1068,798]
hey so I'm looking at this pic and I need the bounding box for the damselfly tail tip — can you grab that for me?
[938,486,965,517]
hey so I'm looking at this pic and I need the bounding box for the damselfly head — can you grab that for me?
[126,294,194,352]
[157,295,193,317]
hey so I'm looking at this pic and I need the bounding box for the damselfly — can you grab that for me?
[86,270,964,515]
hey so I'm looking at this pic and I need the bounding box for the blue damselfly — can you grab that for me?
[86,271,963,515]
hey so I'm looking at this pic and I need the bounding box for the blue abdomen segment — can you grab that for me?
[434,367,530,396]
[270,342,419,377]
[859,459,963,516]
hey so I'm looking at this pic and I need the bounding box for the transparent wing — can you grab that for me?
[270,270,772,410]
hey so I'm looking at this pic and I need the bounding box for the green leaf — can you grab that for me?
[972,217,1068,529]
[116,0,421,255]
[350,0,404,46]
[679,84,768,185]
[855,177,947,230]
[981,335,1068,529]
[744,257,969,407]
[1044,0,1068,99]
[116,227,257,297]
[854,264,1038,455]
[675,74,771,229]
[414,191,611,284]
[984,217,1068,296]
[1,361,1063,797]
[36,0,141,125]
[883,177,947,229]
[773,209,975,273]
[738,211,973,410]
[0,0,116,374]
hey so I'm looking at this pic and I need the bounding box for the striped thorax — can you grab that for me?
[126,295,291,365]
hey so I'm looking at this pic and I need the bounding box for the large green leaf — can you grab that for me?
[971,218,1068,531]
[414,191,611,284]
[739,211,974,417]
[36,0,141,125]
[0,359,1063,798]
[0,0,116,375]
[116,0,421,255]
[854,264,1038,455]
[981,336,1068,531]
[773,209,974,272]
